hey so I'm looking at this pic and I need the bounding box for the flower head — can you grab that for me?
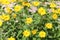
[32,1,40,6]
[25,17,33,24]
[39,31,46,38]
[22,2,31,7]
[32,29,37,35]
[12,14,17,18]
[5,7,12,14]
[57,8,60,14]
[2,14,10,21]
[8,37,15,40]
[23,30,30,37]
[14,5,23,12]
[52,9,58,13]
[50,2,56,8]
[45,23,53,29]
[52,13,58,20]
[38,7,46,16]
[1,0,10,5]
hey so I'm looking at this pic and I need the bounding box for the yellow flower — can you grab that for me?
[52,13,58,20]
[8,37,15,40]
[32,1,40,6]
[22,2,31,7]
[38,7,46,16]
[50,3,56,8]
[0,0,2,3]
[45,23,53,29]
[9,0,16,3]
[1,0,10,5]
[25,17,33,24]
[14,5,23,12]
[26,3,31,7]
[23,30,30,37]
[0,15,3,19]
[0,20,3,27]
[2,14,10,21]
[5,7,12,14]
[52,9,58,13]
[39,31,46,38]
[32,29,37,35]
[57,8,60,14]
[13,14,17,18]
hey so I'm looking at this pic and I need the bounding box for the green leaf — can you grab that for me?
[47,0,52,2]
[33,38,36,40]
[22,37,26,40]
[37,38,41,40]
[17,30,22,38]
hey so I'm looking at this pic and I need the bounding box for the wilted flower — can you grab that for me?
[28,6,37,13]
[55,1,60,5]
[56,6,60,8]
[45,2,50,5]
[47,9,52,13]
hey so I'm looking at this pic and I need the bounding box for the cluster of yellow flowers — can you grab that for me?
[0,0,60,40]
[0,14,10,27]
[0,0,16,5]
[23,30,46,38]
[8,30,46,40]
